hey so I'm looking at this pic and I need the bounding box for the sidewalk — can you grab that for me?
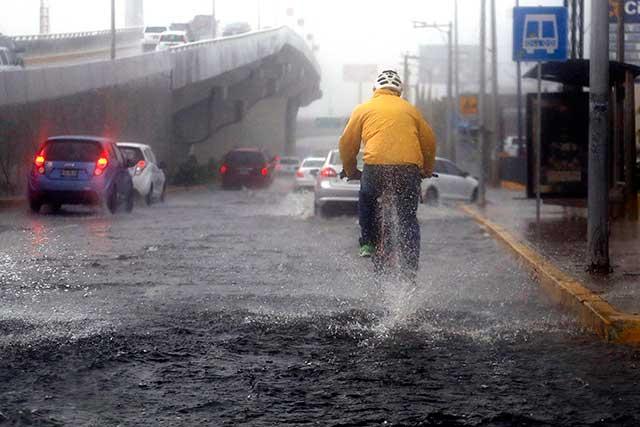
[462,187,640,344]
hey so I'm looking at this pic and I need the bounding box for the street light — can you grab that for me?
[413,21,455,161]
[110,0,116,60]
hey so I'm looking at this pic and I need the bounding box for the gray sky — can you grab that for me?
[1,0,566,116]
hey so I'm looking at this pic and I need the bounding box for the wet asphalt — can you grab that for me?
[1,179,640,426]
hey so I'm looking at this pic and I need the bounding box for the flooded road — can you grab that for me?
[1,180,640,426]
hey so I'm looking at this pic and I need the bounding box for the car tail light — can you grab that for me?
[134,160,146,176]
[94,152,109,176]
[319,167,337,178]
[34,152,45,174]
[295,170,304,178]
[220,164,228,175]
[261,166,269,177]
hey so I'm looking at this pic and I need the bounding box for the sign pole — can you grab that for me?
[478,0,487,206]
[110,0,116,60]
[536,61,542,224]
[587,0,610,272]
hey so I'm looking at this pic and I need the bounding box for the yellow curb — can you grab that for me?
[501,180,526,192]
[460,204,640,344]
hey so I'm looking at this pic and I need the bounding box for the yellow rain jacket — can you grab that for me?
[339,88,437,177]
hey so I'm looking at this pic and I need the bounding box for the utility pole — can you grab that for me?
[453,0,460,163]
[257,0,262,30]
[110,0,116,60]
[40,0,50,34]
[587,0,610,273]
[403,53,410,100]
[413,21,454,160]
[446,21,454,162]
[614,0,624,183]
[489,0,499,186]
[516,0,523,158]
[478,0,487,206]
[212,0,217,38]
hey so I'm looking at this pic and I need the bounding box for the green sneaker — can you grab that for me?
[359,243,375,258]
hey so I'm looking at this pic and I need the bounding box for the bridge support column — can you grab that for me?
[285,97,300,156]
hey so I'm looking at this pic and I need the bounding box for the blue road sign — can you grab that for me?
[513,7,568,62]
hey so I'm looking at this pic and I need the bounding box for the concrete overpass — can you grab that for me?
[0,27,321,194]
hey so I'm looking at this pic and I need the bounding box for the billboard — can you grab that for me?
[459,95,478,116]
[609,0,640,64]
[418,45,479,86]
[343,64,378,83]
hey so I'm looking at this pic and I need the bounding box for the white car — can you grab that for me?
[142,26,168,51]
[502,136,523,157]
[422,157,478,204]
[294,157,325,190]
[277,156,301,175]
[155,31,189,51]
[117,142,167,205]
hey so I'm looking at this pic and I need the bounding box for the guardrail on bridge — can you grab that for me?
[11,27,143,58]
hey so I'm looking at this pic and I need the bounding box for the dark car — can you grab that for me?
[219,148,276,189]
[27,136,136,213]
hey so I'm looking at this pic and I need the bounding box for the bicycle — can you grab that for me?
[340,168,437,281]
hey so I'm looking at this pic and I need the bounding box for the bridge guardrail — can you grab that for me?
[0,27,318,108]
[12,27,143,58]
[168,27,320,90]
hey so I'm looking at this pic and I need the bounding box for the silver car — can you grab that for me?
[314,149,363,217]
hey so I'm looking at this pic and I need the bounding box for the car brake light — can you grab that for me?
[94,152,109,176]
[319,167,337,178]
[34,152,46,174]
[134,160,146,176]
[261,167,269,177]
[220,164,228,175]
[295,170,304,178]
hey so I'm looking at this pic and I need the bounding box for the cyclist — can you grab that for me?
[339,69,436,275]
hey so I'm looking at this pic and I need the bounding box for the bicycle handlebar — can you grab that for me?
[339,169,438,181]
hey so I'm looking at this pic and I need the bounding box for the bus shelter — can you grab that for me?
[523,59,640,220]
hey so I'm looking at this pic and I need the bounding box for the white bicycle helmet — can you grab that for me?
[374,69,403,93]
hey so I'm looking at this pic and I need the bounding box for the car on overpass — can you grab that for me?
[219,148,276,189]
[142,26,168,52]
[117,142,167,205]
[156,31,189,51]
[0,35,24,67]
[169,23,195,42]
[0,47,22,71]
[28,136,136,214]
[222,22,252,37]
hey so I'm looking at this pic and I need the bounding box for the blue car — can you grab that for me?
[28,136,136,214]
